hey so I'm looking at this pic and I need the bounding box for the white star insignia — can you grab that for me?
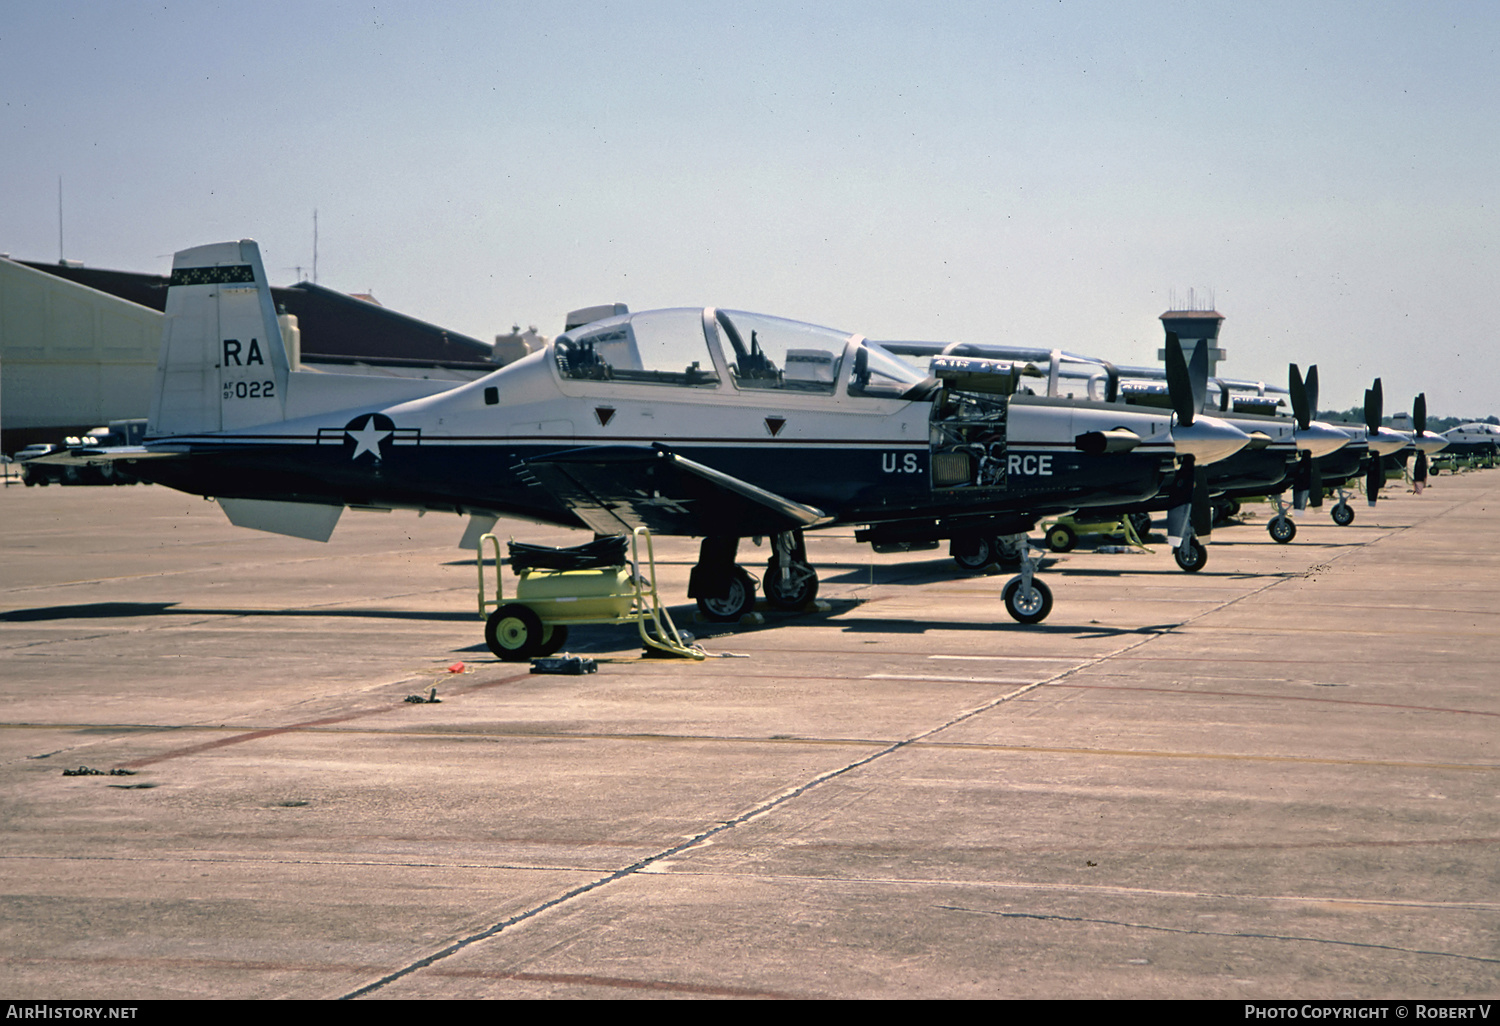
[345,416,392,460]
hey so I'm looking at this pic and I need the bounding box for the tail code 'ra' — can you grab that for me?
[149,239,290,436]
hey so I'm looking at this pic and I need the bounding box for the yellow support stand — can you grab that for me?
[478,527,704,660]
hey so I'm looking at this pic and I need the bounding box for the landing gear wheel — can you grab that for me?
[1331,503,1355,527]
[696,566,757,622]
[952,536,997,571]
[1045,524,1077,553]
[1002,576,1053,624]
[536,624,569,657]
[485,603,545,662]
[1173,537,1207,572]
[1269,517,1297,543]
[1128,512,1153,540]
[764,558,818,610]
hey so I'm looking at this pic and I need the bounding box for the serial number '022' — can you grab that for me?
[224,380,276,400]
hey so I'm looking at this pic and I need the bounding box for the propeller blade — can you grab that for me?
[1102,361,1119,403]
[1365,379,1383,434]
[1164,455,1198,544]
[1414,393,1427,437]
[1187,332,1209,416]
[1163,332,1195,427]
[1289,364,1310,430]
[1191,464,1213,537]
[1366,456,1383,505]
[1300,365,1322,505]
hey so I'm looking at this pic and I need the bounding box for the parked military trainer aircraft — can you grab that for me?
[34,240,1252,633]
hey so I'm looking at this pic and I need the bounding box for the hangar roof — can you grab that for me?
[18,260,495,368]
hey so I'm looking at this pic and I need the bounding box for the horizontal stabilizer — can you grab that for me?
[27,445,188,467]
[523,446,831,537]
[219,498,343,542]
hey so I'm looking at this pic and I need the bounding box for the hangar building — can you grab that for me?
[1,255,508,453]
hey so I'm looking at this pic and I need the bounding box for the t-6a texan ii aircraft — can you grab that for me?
[35,240,1252,632]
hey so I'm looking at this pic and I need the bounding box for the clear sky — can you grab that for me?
[3,0,1496,417]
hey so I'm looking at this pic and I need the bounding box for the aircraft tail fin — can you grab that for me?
[148,240,290,437]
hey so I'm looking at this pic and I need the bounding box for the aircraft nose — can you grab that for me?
[1173,415,1251,465]
[1417,431,1449,455]
[1367,427,1408,457]
[1297,421,1351,460]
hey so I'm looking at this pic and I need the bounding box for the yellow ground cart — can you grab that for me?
[1040,512,1152,553]
[477,527,703,662]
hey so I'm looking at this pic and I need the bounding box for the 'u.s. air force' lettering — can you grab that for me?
[1009,454,1053,475]
[881,453,1051,475]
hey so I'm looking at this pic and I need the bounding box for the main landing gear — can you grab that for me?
[765,531,819,609]
[693,529,1055,627]
[951,533,1026,572]
[690,532,820,622]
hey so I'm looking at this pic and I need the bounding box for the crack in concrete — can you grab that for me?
[938,904,1500,965]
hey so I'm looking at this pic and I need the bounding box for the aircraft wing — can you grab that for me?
[521,445,833,537]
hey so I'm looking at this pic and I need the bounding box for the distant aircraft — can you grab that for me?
[880,342,1350,562]
[33,239,1253,643]
[1438,422,1500,457]
[1387,394,1449,493]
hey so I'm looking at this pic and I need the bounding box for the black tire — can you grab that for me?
[1269,517,1297,544]
[952,535,996,571]
[1045,524,1077,553]
[1128,512,1153,540]
[696,566,756,622]
[764,558,818,610]
[1331,503,1355,526]
[1173,537,1207,572]
[1002,576,1053,624]
[536,624,569,657]
[485,603,546,661]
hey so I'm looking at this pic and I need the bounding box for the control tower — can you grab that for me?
[1156,306,1226,379]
